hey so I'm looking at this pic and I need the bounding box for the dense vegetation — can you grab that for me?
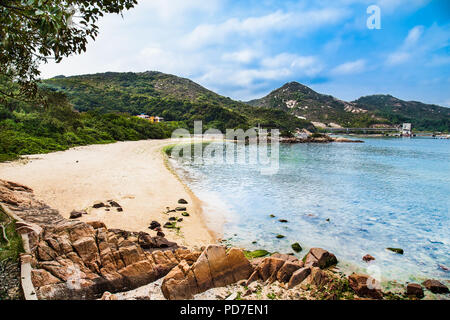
[353,95,450,132]
[0,88,183,161]
[41,72,314,133]
[248,82,450,132]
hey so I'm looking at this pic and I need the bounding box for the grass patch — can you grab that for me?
[0,207,24,263]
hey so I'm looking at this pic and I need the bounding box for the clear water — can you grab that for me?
[171,137,450,283]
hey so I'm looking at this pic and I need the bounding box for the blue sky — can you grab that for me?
[41,0,450,106]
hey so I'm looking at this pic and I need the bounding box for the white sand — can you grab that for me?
[0,139,217,248]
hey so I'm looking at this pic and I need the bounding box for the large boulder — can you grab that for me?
[287,267,311,289]
[303,248,338,269]
[348,273,383,299]
[422,279,449,294]
[161,245,253,300]
[406,283,424,298]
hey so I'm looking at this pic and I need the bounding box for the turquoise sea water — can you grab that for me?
[171,137,449,283]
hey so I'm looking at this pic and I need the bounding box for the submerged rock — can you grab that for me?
[278,219,288,223]
[276,234,285,239]
[291,243,302,253]
[244,250,270,259]
[362,254,375,262]
[387,248,404,254]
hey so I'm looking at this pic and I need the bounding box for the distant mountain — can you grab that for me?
[248,82,449,131]
[352,95,450,132]
[42,72,313,133]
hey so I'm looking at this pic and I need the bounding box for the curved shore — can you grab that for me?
[0,139,216,248]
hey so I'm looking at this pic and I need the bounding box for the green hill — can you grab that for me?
[248,82,449,131]
[41,71,313,132]
[352,95,450,132]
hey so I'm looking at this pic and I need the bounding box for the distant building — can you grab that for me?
[402,123,412,136]
[135,114,164,123]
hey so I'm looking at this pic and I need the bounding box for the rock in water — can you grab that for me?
[181,212,190,217]
[278,219,288,223]
[406,283,424,298]
[178,199,188,204]
[348,273,383,299]
[69,211,83,219]
[276,234,285,239]
[303,248,338,269]
[387,247,404,254]
[291,243,302,253]
[362,254,375,262]
[422,279,449,294]
[117,207,123,212]
[175,207,186,211]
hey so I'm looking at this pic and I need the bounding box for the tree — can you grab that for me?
[0,0,137,101]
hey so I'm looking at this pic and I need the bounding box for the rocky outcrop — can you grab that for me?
[161,245,253,300]
[303,248,338,269]
[0,179,202,300]
[362,254,375,262]
[348,273,383,299]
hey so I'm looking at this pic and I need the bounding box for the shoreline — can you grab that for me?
[0,139,217,249]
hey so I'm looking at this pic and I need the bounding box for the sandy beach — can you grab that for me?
[0,139,216,248]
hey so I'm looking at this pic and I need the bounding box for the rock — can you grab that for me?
[100,291,118,300]
[271,253,301,264]
[164,222,177,229]
[181,212,190,217]
[169,217,177,221]
[348,273,383,299]
[108,201,121,208]
[422,279,449,294]
[116,207,123,212]
[137,232,155,249]
[278,219,288,223]
[269,214,275,218]
[161,245,253,300]
[177,218,183,222]
[175,207,186,211]
[156,231,165,237]
[406,283,424,298]
[276,261,302,283]
[87,221,106,229]
[305,267,328,287]
[291,243,302,253]
[303,248,338,269]
[386,247,404,254]
[247,257,285,283]
[178,199,188,204]
[288,267,311,289]
[149,221,161,230]
[69,211,83,219]
[363,254,375,262]
[438,264,449,272]
[276,234,285,239]
[92,202,105,209]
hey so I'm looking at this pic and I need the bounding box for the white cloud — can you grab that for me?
[182,8,348,49]
[222,49,260,64]
[387,25,424,65]
[331,59,366,75]
[404,26,424,46]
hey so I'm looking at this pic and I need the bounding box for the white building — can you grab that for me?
[402,123,412,136]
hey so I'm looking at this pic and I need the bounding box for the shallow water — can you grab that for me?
[171,137,450,283]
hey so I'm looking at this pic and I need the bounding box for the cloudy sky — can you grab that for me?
[40,0,450,106]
